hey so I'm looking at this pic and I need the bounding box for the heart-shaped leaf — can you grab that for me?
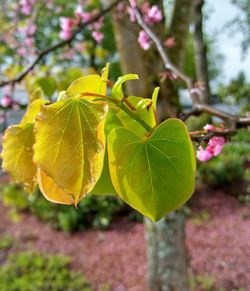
[34,97,108,205]
[108,118,196,221]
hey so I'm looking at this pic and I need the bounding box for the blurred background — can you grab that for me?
[0,0,249,290]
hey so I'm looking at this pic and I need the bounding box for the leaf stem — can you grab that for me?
[80,92,152,133]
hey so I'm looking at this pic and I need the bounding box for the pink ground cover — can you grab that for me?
[0,188,249,290]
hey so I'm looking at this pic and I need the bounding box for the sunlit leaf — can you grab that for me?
[1,97,47,193]
[21,99,47,124]
[29,87,44,103]
[151,87,160,110]
[66,64,109,97]
[112,74,138,101]
[34,97,108,205]
[38,169,74,205]
[1,123,36,193]
[108,118,196,221]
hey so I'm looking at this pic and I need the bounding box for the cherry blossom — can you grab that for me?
[138,30,151,50]
[92,31,104,43]
[59,17,75,40]
[1,95,13,108]
[146,5,163,24]
[197,136,225,162]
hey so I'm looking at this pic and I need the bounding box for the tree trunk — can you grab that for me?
[145,212,188,291]
[110,1,192,290]
[192,0,211,103]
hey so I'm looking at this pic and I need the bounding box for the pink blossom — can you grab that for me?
[17,47,26,56]
[59,30,72,40]
[208,136,225,147]
[75,6,92,23]
[60,17,74,32]
[88,17,104,31]
[19,0,32,15]
[59,17,75,40]
[197,137,225,162]
[203,124,214,131]
[196,146,213,162]
[27,23,37,35]
[138,30,150,50]
[208,137,225,156]
[1,95,13,107]
[92,31,104,43]
[164,37,176,48]
[147,5,163,23]
[128,7,136,22]
[24,37,34,47]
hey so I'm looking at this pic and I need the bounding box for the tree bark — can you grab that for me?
[110,1,192,290]
[145,212,188,291]
[192,0,211,103]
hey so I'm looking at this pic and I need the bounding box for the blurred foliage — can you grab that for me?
[218,71,250,112]
[0,251,91,291]
[229,0,250,55]
[189,273,215,291]
[197,129,250,196]
[0,235,14,251]
[0,185,140,233]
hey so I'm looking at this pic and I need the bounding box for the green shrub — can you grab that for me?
[0,251,91,291]
[0,235,14,250]
[0,185,133,233]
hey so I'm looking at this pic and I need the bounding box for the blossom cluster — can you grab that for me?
[196,124,225,162]
[128,3,163,50]
[59,5,104,44]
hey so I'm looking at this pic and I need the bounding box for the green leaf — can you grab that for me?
[36,76,57,98]
[91,153,117,196]
[117,96,156,138]
[91,107,122,196]
[1,123,37,193]
[112,74,138,101]
[108,118,196,221]
[34,97,108,205]
[151,87,160,110]
[66,64,109,98]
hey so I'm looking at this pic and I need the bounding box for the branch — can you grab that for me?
[129,0,250,130]
[189,128,236,143]
[0,0,120,88]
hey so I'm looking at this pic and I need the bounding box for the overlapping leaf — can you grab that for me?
[38,169,74,205]
[33,97,108,205]
[108,118,196,221]
[1,96,46,193]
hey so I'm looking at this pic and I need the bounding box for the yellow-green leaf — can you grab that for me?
[34,97,108,205]
[117,96,156,138]
[38,169,74,205]
[21,99,47,124]
[112,74,138,101]
[66,64,109,97]
[1,123,37,193]
[108,118,196,221]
